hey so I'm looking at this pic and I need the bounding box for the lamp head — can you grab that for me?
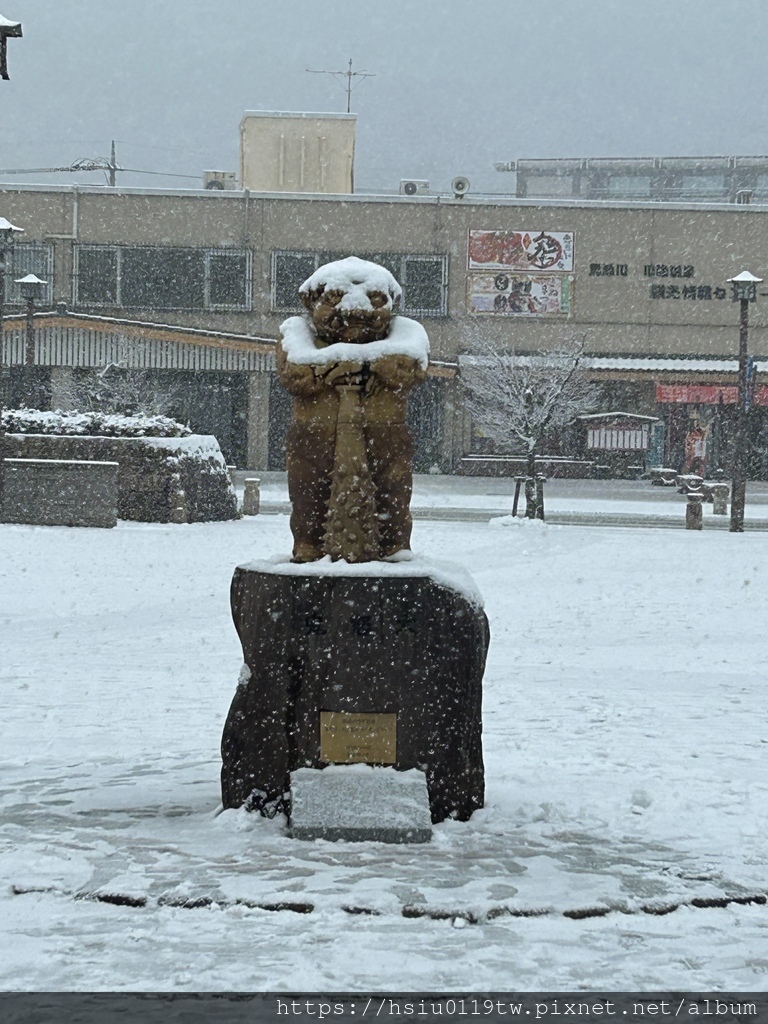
[15,272,47,302]
[0,217,23,251]
[727,270,763,302]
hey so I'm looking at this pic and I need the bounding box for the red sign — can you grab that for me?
[656,383,768,406]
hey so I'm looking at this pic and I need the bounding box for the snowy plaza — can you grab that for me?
[1,482,767,992]
[5,0,768,1007]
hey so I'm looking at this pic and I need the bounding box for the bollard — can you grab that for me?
[243,477,261,516]
[227,464,237,487]
[710,482,729,515]
[685,490,704,530]
[535,472,546,521]
[511,475,526,517]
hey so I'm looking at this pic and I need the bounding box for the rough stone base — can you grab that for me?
[221,561,488,823]
[289,765,432,843]
[4,433,237,522]
[2,458,118,527]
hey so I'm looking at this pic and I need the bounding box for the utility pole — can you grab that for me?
[109,140,117,187]
[306,58,375,113]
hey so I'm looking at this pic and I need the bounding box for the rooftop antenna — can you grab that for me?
[306,58,375,113]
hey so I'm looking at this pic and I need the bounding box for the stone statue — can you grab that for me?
[223,259,486,824]
[277,257,429,563]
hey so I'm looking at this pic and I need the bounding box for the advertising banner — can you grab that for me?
[468,229,574,272]
[468,273,572,316]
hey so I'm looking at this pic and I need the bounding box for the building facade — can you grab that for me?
[507,156,768,205]
[2,182,768,474]
[239,111,356,194]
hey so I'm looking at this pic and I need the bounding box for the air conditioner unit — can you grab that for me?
[399,179,430,196]
[203,170,237,190]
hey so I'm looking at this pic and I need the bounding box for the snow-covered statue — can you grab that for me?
[277,257,429,563]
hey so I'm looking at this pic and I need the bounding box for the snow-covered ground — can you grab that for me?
[1,507,767,991]
[252,473,768,521]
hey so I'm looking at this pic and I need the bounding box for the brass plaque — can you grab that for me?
[320,711,397,765]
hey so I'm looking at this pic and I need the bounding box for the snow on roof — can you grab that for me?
[280,314,429,370]
[578,411,659,422]
[459,353,764,374]
[16,309,275,348]
[299,256,402,308]
[586,356,760,372]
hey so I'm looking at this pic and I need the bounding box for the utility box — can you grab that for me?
[203,170,237,190]
[239,110,356,194]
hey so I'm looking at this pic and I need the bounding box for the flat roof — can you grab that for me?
[2,181,768,214]
[241,110,356,121]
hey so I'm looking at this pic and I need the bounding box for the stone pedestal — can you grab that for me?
[221,560,488,823]
[289,765,433,843]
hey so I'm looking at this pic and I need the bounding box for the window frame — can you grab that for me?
[73,244,252,311]
[270,250,449,317]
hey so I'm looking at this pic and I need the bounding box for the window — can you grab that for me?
[74,246,251,310]
[680,175,726,196]
[523,173,576,198]
[605,175,651,195]
[77,248,117,305]
[271,250,448,316]
[272,252,317,310]
[4,242,54,306]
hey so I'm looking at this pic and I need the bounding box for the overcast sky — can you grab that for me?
[2,0,768,195]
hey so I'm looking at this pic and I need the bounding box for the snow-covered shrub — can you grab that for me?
[1,408,191,438]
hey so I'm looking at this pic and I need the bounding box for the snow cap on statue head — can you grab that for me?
[300,256,402,311]
[299,256,401,344]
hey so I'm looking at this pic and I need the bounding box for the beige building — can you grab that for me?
[239,111,356,194]
[2,181,768,473]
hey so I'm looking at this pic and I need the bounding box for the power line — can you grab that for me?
[0,138,201,185]
[116,167,200,180]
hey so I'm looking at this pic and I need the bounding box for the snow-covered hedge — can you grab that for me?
[1,408,191,438]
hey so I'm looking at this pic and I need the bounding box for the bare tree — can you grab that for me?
[55,363,181,418]
[460,337,599,518]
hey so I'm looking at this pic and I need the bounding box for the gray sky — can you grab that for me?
[1,0,768,194]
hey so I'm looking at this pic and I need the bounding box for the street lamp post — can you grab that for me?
[15,272,47,408]
[0,13,23,81]
[0,217,24,511]
[726,270,762,533]
[0,216,24,375]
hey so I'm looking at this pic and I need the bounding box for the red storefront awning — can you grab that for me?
[656,383,768,406]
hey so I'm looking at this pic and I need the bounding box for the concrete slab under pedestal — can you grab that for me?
[289,765,433,844]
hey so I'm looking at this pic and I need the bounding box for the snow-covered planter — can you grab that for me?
[3,433,238,523]
[1,408,191,438]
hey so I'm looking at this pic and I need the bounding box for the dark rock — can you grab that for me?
[221,563,488,823]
